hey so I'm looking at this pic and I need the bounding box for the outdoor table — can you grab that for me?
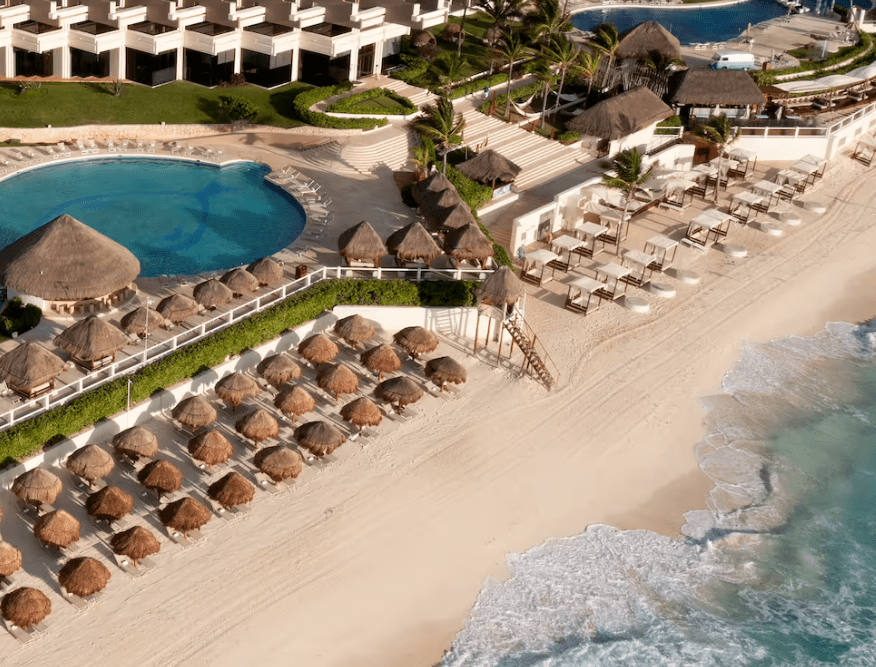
[729,191,763,223]
[564,276,605,315]
[549,235,583,272]
[686,210,731,247]
[573,221,608,258]
[643,234,678,271]
[751,180,783,209]
[621,250,657,288]
[594,263,631,301]
[520,249,558,286]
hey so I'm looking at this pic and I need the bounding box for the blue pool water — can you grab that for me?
[0,158,306,278]
[442,320,876,666]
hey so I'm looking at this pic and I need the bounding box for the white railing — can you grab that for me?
[0,265,492,431]
[736,100,876,139]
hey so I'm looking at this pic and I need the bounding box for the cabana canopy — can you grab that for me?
[54,315,130,363]
[257,353,302,387]
[208,471,255,508]
[424,202,476,233]
[138,459,184,494]
[214,372,259,408]
[424,356,467,391]
[85,485,134,522]
[386,222,442,266]
[112,425,159,460]
[456,149,522,186]
[156,293,200,324]
[1,588,51,629]
[316,363,359,400]
[247,257,284,286]
[360,343,402,381]
[0,342,65,396]
[159,497,211,537]
[443,223,494,268]
[12,467,62,506]
[110,526,160,566]
[474,266,524,307]
[340,396,383,435]
[412,171,453,205]
[187,429,234,467]
[274,385,315,422]
[671,69,766,107]
[616,21,682,61]
[34,509,81,547]
[254,446,304,482]
[334,314,375,348]
[376,376,424,408]
[337,221,387,267]
[120,306,167,336]
[393,326,439,359]
[298,333,339,365]
[59,557,111,598]
[567,87,673,140]
[235,408,279,444]
[66,444,114,483]
[294,421,347,457]
[172,395,217,429]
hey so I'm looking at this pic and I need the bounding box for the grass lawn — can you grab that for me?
[0,80,311,129]
[347,95,411,112]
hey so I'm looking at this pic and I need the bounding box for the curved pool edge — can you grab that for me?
[569,0,750,14]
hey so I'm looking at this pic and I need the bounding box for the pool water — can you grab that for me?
[0,158,306,278]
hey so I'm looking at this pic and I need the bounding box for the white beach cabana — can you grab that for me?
[564,276,605,315]
[520,249,558,286]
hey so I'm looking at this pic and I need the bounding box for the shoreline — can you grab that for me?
[568,0,751,15]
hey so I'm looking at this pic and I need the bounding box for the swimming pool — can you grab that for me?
[0,157,306,278]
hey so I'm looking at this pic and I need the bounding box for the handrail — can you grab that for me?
[511,314,561,390]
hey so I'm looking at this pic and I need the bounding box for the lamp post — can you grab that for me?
[143,298,153,364]
[127,378,132,428]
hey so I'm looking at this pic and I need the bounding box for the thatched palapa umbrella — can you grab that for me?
[443,223,493,269]
[316,363,360,402]
[456,150,522,189]
[214,372,259,409]
[474,266,524,308]
[0,342,65,397]
[85,486,134,523]
[1,588,51,629]
[248,257,284,286]
[187,429,233,469]
[298,333,338,365]
[337,221,387,268]
[137,459,183,496]
[208,472,255,508]
[235,408,279,446]
[172,395,217,429]
[341,396,383,435]
[360,343,402,381]
[386,222,442,267]
[66,444,114,485]
[257,353,302,387]
[424,202,476,234]
[156,293,200,324]
[59,557,111,598]
[193,278,233,310]
[393,326,439,359]
[615,21,682,62]
[0,542,22,578]
[54,315,130,367]
[425,356,467,391]
[159,496,211,538]
[295,421,346,457]
[412,171,452,205]
[566,87,674,140]
[274,385,315,424]
[120,306,167,337]
[34,510,81,548]
[419,185,463,211]
[112,425,159,461]
[221,267,259,296]
[110,526,160,567]
[12,468,62,507]
[254,446,304,482]
[334,314,375,348]
[376,377,424,411]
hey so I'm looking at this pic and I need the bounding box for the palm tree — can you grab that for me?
[413,97,466,174]
[476,0,523,28]
[591,23,619,88]
[457,0,471,57]
[541,35,580,114]
[527,0,570,44]
[496,30,527,119]
[696,115,737,202]
[530,58,554,130]
[601,147,653,239]
[433,52,468,94]
[578,49,602,97]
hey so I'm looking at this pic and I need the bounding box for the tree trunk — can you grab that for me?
[458,3,469,58]
[713,150,723,203]
[554,66,567,113]
[540,80,550,129]
[506,62,514,119]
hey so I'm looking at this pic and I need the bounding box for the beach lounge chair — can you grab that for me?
[61,587,89,611]
[113,552,151,578]
[56,142,71,157]
[164,525,193,547]
[87,139,100,153]
[136,140,145,152]
[4,620,37,644]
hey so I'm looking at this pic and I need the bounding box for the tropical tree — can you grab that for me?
[591,23,619,88]
[457,0,471,57]
[433,52,468,94]
[601,147,653,237]
[413,97,466,174]
[527,0,570,44]
[410,145,431,180]
[496,30,528,119]
[530,58,555,129]
[696,115,737,202]
[577,49,602,96]
[541,35,580,114]
[476,0,523,28]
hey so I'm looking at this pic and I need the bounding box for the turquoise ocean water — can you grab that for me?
[442,320,876,666]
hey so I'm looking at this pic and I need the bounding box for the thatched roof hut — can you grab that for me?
[0,214,139,302]
[193,279,233,310]
[474,266,524,307]
[360,343,402,381]
[254,446,304,482]
[214,372,259,409]
[376,377,424,409]
[187,429,233,468]
[235,408,279,445]
[616,21,682,61]
[423,201,476,234]
[298,333,339,365]
[412,171,453,205]
[85,486,134,522]
[456,150,522,187]
[159,496,211,538]
[156,293,200,324]
[425,356,467,391]
[334,314,375,348]
[567,87,674,140]
[316,363,360,401]
[208,472,255,508]
[112,425,159,460]
[443,223,494,268]
[274,385,315,423]
[59,557,111,598]
[294,421,347,457]
[11,468,62,506]
[0,342,65,397]
[387,222,442,267]
[120,306,167,337]
[337,221,388,268]
[34,510,81,548]
[54,315,130,365]
[393,326,439,359]
[110,526,160,567]
[1,588,51,629]
[420,186,462,211]
[221,267,259,296]
[412,29,436,48]
[247,257,284,286]
[0,542,22,578]
[257,353,302,387]
[66,444,114,484]
[172,395,217,429]
[670,69,766,108]
[340,396,383,435]
[137,459,183,495]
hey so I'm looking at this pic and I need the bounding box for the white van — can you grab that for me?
[710,52,757,71]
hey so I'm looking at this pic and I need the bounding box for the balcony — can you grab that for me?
[242,21,297,56]
[126,20,181,55]
[12,20,67,53]
[185,21,240,55]
[70,20,123,54]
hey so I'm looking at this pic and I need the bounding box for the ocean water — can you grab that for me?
[442,320,876,666]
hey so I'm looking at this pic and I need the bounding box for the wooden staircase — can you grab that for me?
[503,316,558,390]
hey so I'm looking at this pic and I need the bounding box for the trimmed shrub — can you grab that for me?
[391,55,430,84]
[326,87,417,115]
[557,130,581,144]
[292,83,387,129]
[449,73,509,100]
[0,298,41,337]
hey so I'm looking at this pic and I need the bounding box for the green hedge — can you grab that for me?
[446,164,512,267]
[449,73,509,100]
[0,298,42,338]
[391,55,430,85]
[0,279,476,466]
[292,82,387,129]
[326,87,417,115]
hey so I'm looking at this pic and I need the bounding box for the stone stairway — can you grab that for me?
[297,125,415,176]
[379,78,439,110]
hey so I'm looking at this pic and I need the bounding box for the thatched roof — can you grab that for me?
[294,421,347,457]
[137,459,183,494]
[423,201,476,234]
[425,356,467,389]
[0,542,22,578]
[412,171,453,205]
[1,588,51,629]
[411,29,436,48]
[34,510,81,547]
[387,222,442,265]
[110,526,160,565]
[112,425,158,459]
[420,186,462,210]
[12,468,62,505]
[337,221,387,266]
[66,444,114,482]
[334,314,375,347]
[671,69,766,107]
[376,377,424,407]
[360,343,402,381]
[474,266,524,306]
[187,429,233,467]
[393,326,439,358]
[120,306,167,336]
[341,396,383,434]
[235,408,279,444]
[298,333,339,365]
[443,223,494,265]
[215,372,259,408]
[85,485,134,522]
[274,385,315,421]
[221,267,259,295]
[0,214,139,301]
[54,315,130,361]
[247,257,284,286]
[208,471,255,508]
[567,87,674,140]
[316,363,359,399]
[193,278,233,309]
[257,353,302,386]
[156,293,200,324]
[254,446,304,482]
[159,496,211,536]
[172,395,217,429]
[616,21,682,61]
[456,150,522,185]
[59,557,111,597]
[0,342,65,391]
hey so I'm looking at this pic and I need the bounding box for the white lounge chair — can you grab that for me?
[136,140,145,152]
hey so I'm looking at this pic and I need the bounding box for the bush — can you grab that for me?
[326,87,417,115]
[0,279,477,465]
[833,4,849,20]
[0,298,41,337]
[448,73,509,100]
[391,55,430,84]
[292,83,387,130]
[220,95,258,122]
[478,80,541,114]
[557,130,581,144]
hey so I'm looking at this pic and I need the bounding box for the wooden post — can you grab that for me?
[497,321,505,367]
[473,312,480,354]
[485,318,492,353]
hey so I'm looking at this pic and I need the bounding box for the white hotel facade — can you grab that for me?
[0,0,452,87]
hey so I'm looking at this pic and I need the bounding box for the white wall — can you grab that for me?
[7,288,45,310]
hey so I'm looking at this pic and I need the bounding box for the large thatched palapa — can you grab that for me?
[85,485,134,522]
[221,267,259,296]
[393,326,439,359]
[1,588,51,629]
[187,429,233,468]
[423,201,476,234]
[294,421,347,457]
[193,278,233,309]
[425,356,467,391]
[235,408,279,445]
[257,353,302,387]
[159,496,211,538]
[248,257,284,286]
[59,557,111,598]
[110,526,160,567]
[54,315,130,368]
[138,459,184,495]
[298,333,338,365]
[334,314,375,348]
[156,293,200,324]
[567,87,674,140]
[214,372,259,409]
[670,69,766,108]
[475,266,524,307]
[341,396,383,435]
[274,385,315,423]
[12,467,62,506]
[0,214,139,310]
[412,171,453,205]
[456,149,522,188]
[208,471,255,508]
[120,306,167,337]
[0,542,22,578]
[172,395,217,429]
[337,221,388,268]
[360,343,402,381]
[443,223,494,269]
[66,444,114,484]
[0,342,65,398]
[34,510,81,548]
[316,363,359,401]
[615,21,682,61]
[375,376,424,410]
[386,222,442,267]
